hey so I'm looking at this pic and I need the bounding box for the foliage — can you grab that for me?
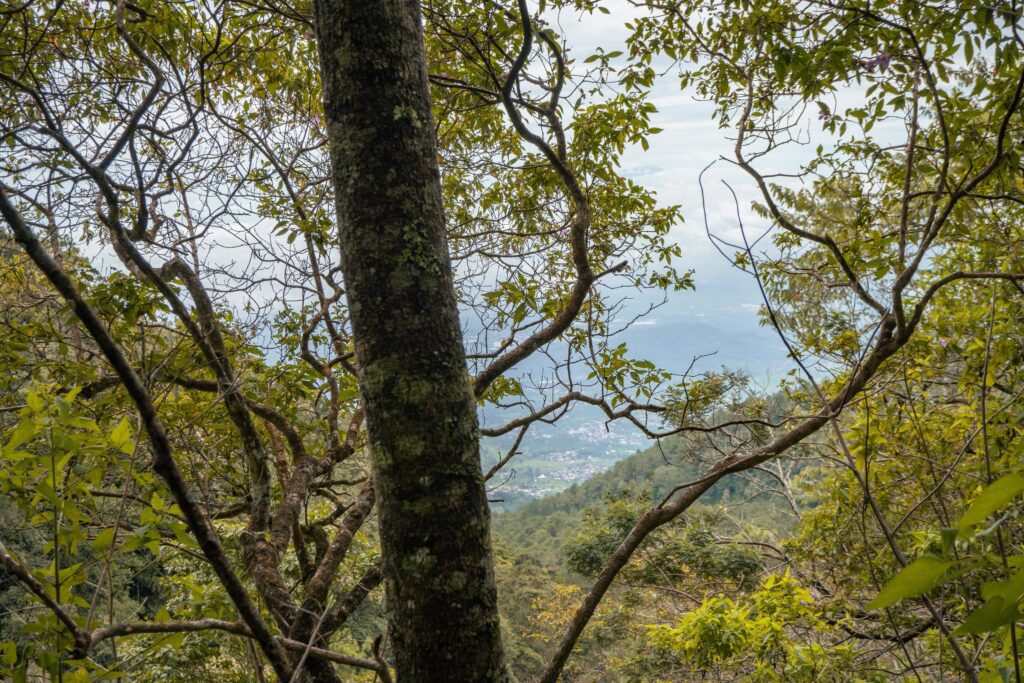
[1,0,1023,679]
[640,574,868,682]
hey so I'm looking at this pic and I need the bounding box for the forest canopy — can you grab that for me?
[1,0,1023,681]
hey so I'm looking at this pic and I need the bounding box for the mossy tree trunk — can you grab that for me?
[312,1,508,680]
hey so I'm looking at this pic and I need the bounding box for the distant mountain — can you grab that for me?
[476,292,794,510]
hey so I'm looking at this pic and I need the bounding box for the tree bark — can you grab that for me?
[312,2,508,680]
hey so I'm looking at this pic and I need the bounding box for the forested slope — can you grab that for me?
[493,433,800,564]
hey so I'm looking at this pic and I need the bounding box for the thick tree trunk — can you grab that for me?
[312,2,508,681]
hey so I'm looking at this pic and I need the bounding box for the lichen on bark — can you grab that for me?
[312,1,510,680]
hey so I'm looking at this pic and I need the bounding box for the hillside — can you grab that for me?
[492,435,800,565]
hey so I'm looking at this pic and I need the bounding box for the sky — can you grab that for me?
[76,1,799,389]
[547,2,796,382]
[475,4,804,451]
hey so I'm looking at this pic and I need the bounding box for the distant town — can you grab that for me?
[483,408,649,509]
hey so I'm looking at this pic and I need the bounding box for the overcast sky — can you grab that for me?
[550,2,799,381]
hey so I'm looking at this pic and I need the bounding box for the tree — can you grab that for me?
[311,1,505,679]
[2,0,1022,681]
[0,0,680,680]
[537,1,1024,680]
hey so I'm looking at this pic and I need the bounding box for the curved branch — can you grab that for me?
[86,618,387,676]
[473,0,598,395]
[0,188,293,681]
[0,541,90,654]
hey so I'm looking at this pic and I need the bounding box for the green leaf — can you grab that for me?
[92,527,117,553]
[165,631,186,651]
[5,418,38,454]
[867,556,954,609]
[982,567,1024,602]
[109,418,132,451]
[65,668,91,683]
[955,596,1018,635]
[51,562,85,591]
[25,390,43,413]
[939,527,958,557]
[1,640,16,666]
[959,473,1024,530]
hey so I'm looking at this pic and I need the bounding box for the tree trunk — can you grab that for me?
[312,2,508,680]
